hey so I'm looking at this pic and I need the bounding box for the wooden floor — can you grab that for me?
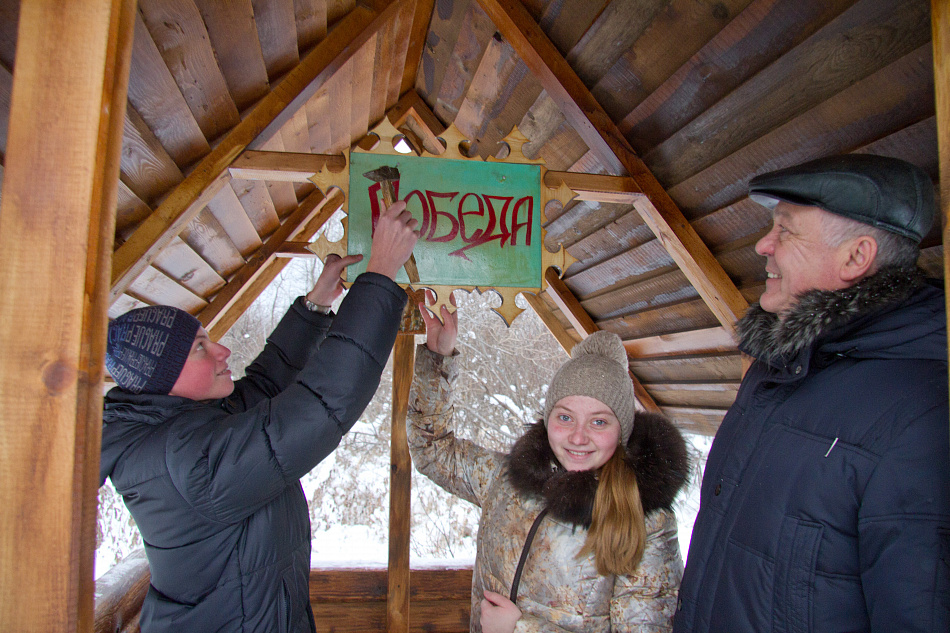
[93,551,474,633]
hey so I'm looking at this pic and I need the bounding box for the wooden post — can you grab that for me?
[0,0,135,631]
[933,0,950,454]
[387,334,415,633]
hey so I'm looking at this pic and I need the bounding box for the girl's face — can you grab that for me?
[546,395,621,471]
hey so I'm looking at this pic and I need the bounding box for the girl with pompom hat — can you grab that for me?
[409,291,689,633]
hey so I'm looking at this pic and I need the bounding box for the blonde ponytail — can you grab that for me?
[576,449,646,575]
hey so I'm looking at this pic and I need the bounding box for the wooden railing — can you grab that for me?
[93,551,473,633]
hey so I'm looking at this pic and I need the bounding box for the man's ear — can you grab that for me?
[840,235,877,282]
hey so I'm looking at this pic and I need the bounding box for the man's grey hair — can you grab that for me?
[820,212,920,269]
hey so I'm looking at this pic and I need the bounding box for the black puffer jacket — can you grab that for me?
[674,267,950,633]
[99,273,406,633]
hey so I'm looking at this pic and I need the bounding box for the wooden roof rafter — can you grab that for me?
[474,0,749,337]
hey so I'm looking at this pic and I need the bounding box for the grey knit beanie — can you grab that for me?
[106,305,201,395]
[543,330,636,444]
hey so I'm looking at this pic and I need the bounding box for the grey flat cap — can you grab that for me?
[748,154,935,243]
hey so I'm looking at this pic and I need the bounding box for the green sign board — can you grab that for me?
[347,152,542,286]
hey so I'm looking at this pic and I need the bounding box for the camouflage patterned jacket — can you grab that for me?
[408,345,689,633]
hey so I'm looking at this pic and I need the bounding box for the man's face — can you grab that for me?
[754,202,853,316]
[168,328,235,400]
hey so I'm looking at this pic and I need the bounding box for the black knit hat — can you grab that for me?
[106,305,201,395]
[749,154,935,243]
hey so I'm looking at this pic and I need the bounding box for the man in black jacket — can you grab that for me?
[100,200,418,632]
[673,155,950,633]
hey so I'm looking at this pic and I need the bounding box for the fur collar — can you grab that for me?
[737,266,925,364]
[505,412,689,528]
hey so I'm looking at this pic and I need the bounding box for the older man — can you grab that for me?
[673,155,950,633]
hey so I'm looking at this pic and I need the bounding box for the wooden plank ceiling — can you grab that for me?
[0,0,940,436]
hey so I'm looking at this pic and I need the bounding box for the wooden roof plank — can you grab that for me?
[120,103,184,204]
[195,0,271,112]
[252,0,300,81]
[349,33,377,143]
[646,0,933,186]
[279,105,318,199]
[623,326,736,358]
[369,15,397,125]
[564,239,675,298]
[600,297,721,340]
[152,235,227,297]
[620,0,858,151]
[127,11,210,168]
[476,0,748,336]
[0,61,10,155]
[659,406,725,436]
[205,182,264,257]
[110,1,395,304]
[128,265,209,313]
[325,53,354,153]
[294,0,329,54]
[114,181,153,242]
[536,0,609,55]
[647,381,741,409]
[523,291,577,354]
[629,351,743,382]
[592,0,755,122]
[414,0,481,117]
[400,0,436,96]
[386,0,414,108]
[138,0,242,141]
[668,43,936,217]
[564,0,667,86]
[429,1,496,124]
[229,177,282,238]
[179,206,246,278]
[305,89,333,153]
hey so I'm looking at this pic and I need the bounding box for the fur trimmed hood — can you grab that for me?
[505,412,689,528]
[737,266,930,364]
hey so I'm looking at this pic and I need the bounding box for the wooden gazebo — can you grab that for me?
[0,0,946,631]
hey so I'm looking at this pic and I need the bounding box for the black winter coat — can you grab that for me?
[99,273,407,633]
[673,267,950,633]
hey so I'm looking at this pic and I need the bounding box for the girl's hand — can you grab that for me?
[418,288,458,356]
[480,590,521,633]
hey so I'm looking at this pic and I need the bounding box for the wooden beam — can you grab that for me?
[543,170,642,204]
[476,0,748,336]
[934,0,950,434]
[110,0,399,304]
[199,188,345,332]
[229,150,347,182]
[543,268,662,413]
[388,335,415,633]
[0,0,135,631]
[523,291,575,354]
[401,0,437,96]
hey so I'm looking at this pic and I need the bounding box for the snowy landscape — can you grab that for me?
[96,243,712,580]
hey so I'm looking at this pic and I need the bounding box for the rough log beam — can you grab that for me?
[110,0,399,304]
[0,0,135,630]
[477,0,748,337]
[544,268,662,413]
[229,151,347,182]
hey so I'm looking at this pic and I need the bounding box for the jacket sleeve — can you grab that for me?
[858,398,950,633]
[225,296,333,411]
[610,509,684,633]
[407,344,506,507]
[165,272,407,524]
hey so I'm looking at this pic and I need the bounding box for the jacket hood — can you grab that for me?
[738,266,946,366]
[505,412,689,527]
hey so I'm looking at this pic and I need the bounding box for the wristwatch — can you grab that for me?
[304,298,331,314]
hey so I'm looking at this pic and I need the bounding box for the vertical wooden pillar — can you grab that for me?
[934,0,950,451]
[388,334,415,633]
[0,1,135,631]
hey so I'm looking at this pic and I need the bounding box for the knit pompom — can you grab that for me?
[571,330,628,368]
